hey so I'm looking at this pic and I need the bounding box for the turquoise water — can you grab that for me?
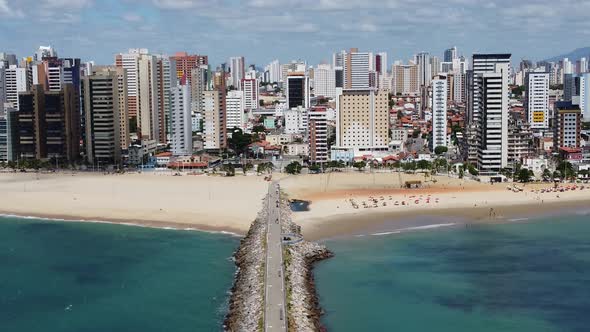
[0,216,239,332]
[316,214,590,332]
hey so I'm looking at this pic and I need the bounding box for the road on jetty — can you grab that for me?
[264,182,287,331]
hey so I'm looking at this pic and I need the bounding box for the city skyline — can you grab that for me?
[1,0,589,66]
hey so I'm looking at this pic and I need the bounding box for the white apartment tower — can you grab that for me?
[468,54,511,126]
[343,49,371,89]
[203,89,226,150]
[476,63,510,175]
[4,65,27,110]
[226,90,244,130]
[171,85,192,156]
[308,107,329,163]
[524,71,550,130]
[416,52,431,88]
[241,78,258,110]
[314,64,336,99]
[336,89,389,156]
[431,77,448,149]
[229,56,245,89]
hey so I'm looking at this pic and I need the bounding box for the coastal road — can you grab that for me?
[264,182,287,332]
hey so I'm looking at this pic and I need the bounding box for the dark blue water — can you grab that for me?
[315,214,590,331]
[0,216,239,332]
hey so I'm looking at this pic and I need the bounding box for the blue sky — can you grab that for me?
[0,0,588,67]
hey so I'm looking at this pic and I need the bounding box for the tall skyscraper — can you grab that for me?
[116,49,146,120]
[16,84,80,162]
[286,72,310,109]
[467,54,511,125]
[431,76,448,149]
[335,89,389,156]
[524,71,550,130]
[0,107,18,162]
[476,63,510,175]
[203,71,227,150]
[344,48,371,89]
[4,65,27,110]
[308,106,329,164]
[241,78,259,110]
[82,70,122,165]
[171,85,192,156]
[554,102,581,149]
[226,90,244,130]
[430,56,440,77]
[314,64,336,99]
[416,52,431,88]
[392,63,419,95]
[375,52,388,76]
[169,52,208,85]
[267,59,281,83]
[444,47,458,62]
[229,56,245,89]
[190,65,209,116]
[137,53,161,142]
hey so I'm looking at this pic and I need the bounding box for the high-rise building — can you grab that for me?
[308,106,329,164]
[35,46,57,61]
[563,73,576,101]
[241,78,259,110]
[0,53,18,68]
[137,53,161,142]
[444,47,458,62]
[267,59,281,83]
[335,89,389,156]
[453,73,466,103]
[430,56,440,77]
[171,85,192,156]
[416,52,431,88]
[392,64,419,95]
[554,101,581,149]
[32,57,80,92]
[579,73,590,119]
[344,48,370,89]
[229,56,245,89]
[467,54,511,126]
[286,73,310,109]
[524,71,550,130]
[431,76,448,149]
[190,65,209,116]
[226,90,244,130]
[284,106,308,134]
[375,52,388,76]
[0,107,18,162]
[476,63,510,175]
[4,65,27,110]
[16,84,80,162]
[116,49,147,120]
[82,70,122,165]
[169,52,208,85]
[314,64,336,99]
[203,89,226,150]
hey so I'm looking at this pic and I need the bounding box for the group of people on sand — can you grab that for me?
[348,194,441,210]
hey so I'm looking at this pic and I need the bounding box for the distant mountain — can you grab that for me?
[543,47,590,63]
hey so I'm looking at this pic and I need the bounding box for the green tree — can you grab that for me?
[259,99,265,107]
[459,168,464,179]
[353,161,367,171]
[517,168,534,183]
[308,164,321,173]
[228,127,253,156]
[417,159,432,170]
[467,163,479,176]
[252,125,266,133]
[285,161,303,174]
[542,169,552,182]
[434,146,448,155]
[243,163,254,175]
[221,164,236,177]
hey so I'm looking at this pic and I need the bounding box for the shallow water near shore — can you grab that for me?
[0,216,239,332]
[315,213,590,331]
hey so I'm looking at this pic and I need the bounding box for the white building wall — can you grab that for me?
[432,78,448,149]
[314,64,336,99]
[525,72,550,129]
[226,90,244,130]
[4,66,26,110]
[171,85,192,156]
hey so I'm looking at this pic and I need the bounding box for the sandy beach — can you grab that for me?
[1,171,589,239]
[279,172,590,240]
[0,171,273,235]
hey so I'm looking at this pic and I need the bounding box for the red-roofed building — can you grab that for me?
[559,147,583,163]
[167,161,208,170]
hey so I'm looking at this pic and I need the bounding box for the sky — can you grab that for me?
[0,0,589,67]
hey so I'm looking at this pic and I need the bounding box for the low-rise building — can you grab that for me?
[284,143,308,157]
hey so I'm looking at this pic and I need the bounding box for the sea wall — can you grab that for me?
[281,199,334,331]
[223,197,268,331]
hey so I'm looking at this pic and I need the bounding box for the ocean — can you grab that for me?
[315,213,590,332]
[0,216,239,332]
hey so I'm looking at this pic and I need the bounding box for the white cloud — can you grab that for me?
[122,13,143,22]
[41,0,92,9]
[0,0,23,17]
[152,0,213,9]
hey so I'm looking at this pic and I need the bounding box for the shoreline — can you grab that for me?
[0,211,245,237]
[300,198,590,241]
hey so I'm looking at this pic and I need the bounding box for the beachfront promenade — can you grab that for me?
[264,182,287,331]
